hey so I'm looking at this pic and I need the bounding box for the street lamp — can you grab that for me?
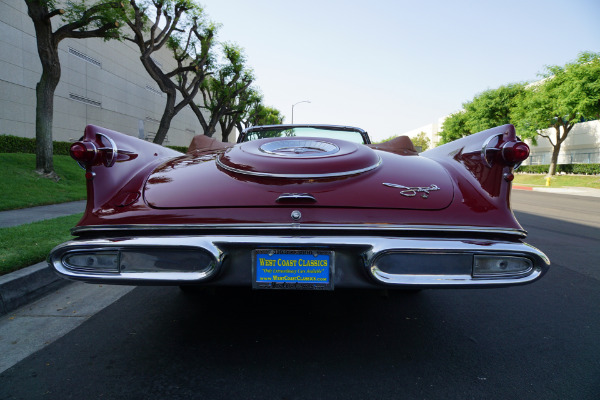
[291,100,311,124]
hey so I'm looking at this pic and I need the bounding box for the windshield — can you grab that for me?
[242,127,367,144]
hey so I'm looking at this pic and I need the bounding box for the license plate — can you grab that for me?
[253,250,334,290]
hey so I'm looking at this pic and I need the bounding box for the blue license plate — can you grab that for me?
[253,250,333,290]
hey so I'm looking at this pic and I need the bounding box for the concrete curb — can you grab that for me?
[0,262,70,316]
[513,185,600,197]
[513,185,533,191]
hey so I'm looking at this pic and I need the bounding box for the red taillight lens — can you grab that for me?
[70,141,98,165]
[502,141,530,164]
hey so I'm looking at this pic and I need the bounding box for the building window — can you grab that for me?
[145,85,163,96]
[68,47,102,68]
[69,93,101,107]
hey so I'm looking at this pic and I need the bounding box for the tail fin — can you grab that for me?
[421,124,529,198]
[70,125,182,217]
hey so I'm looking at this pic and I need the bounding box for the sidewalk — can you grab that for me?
[0,200,85,316]
[0,200,86,228]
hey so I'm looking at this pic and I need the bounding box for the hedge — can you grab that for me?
[1,134,188,154]
[519,163,600,175]
[0,135,72,155]
[166,145,188,153]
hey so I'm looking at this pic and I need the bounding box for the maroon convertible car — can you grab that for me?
[49,124,549,291]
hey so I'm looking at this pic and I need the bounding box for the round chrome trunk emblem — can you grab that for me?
[291,210,302,221]
[259,140,340,158]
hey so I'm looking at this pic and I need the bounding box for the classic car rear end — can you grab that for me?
[49,124,549,290]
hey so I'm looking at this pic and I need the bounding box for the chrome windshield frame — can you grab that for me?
[239,124,371,144]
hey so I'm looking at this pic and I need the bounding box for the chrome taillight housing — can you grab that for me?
[70,141,98,166]
[501,141,530,165]
[473,255,533,277]
[70,132,117,169]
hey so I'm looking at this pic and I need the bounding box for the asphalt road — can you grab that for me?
[1,191,599,400]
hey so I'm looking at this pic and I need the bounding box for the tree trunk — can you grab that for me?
[26,0,61,176]
[548,143,561,176]
[547,124,568,176]
[189,102,210,136]
[153,92,176,144]
[35,72,59,174]
[220,119,236,142]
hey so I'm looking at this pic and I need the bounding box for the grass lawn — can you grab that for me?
[0,213,82,276]
[514,173,600,189]
[0,153,86,211]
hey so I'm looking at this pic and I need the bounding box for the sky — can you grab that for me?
[201,0,600,142]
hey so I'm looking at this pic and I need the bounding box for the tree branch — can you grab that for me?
[154,6,189,51]
[67,23,120,40]
[54,1,122,42]
[149,3,163,46]
[45,9,65,19]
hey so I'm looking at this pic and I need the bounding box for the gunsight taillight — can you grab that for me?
[502,141,530,164]
[70,141,98,166]
[70,132,119,169]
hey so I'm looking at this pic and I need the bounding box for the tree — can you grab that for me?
[25,0,123,177]
[438,84,525,145]
[225,89,284,141]
[463,84,526,133]
[412,131,430,152]
[438,110,469,144]
[189,43,253,138]
[241,104,284,129]
[513,52,600,176]
[217,86,261,142]
[122,0,216,144]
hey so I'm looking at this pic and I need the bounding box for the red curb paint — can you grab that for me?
[513,185,533,191]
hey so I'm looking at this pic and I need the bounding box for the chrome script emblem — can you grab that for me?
[383,183,440,198]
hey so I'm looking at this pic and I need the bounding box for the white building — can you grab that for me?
[0,0,221,147]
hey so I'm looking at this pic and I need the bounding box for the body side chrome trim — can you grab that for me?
[71,223,527,238]
[369,269,543,286]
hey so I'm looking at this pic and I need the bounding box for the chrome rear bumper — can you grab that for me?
[49,235,550,288]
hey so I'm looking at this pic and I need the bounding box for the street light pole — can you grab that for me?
[291,100,311,124]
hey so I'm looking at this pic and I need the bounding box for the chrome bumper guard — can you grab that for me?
[49,236,550,288]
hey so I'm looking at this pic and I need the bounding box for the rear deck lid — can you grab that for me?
[144,139,454,210]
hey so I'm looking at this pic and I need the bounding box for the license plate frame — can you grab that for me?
[252,249,334,290]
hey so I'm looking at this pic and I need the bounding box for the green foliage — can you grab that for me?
[464,84,526,133]
[518,165,552,174]
[205,43,254,105]
[0,135,71,155]
[513,52,600,140]
[518,164,600,175]
[377,135,398,143]
[62,0,125,40]
[1,134,183,155]
[247,104,284,127]
[0,154,86,211]
[0,214,82,275]
[166,145,188,153]
[197,42,255,136]
[164,2,217,63]
[512,52,600,175]
[438,84,526,145]
[412,131,430,152]
[439,111,469,144]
